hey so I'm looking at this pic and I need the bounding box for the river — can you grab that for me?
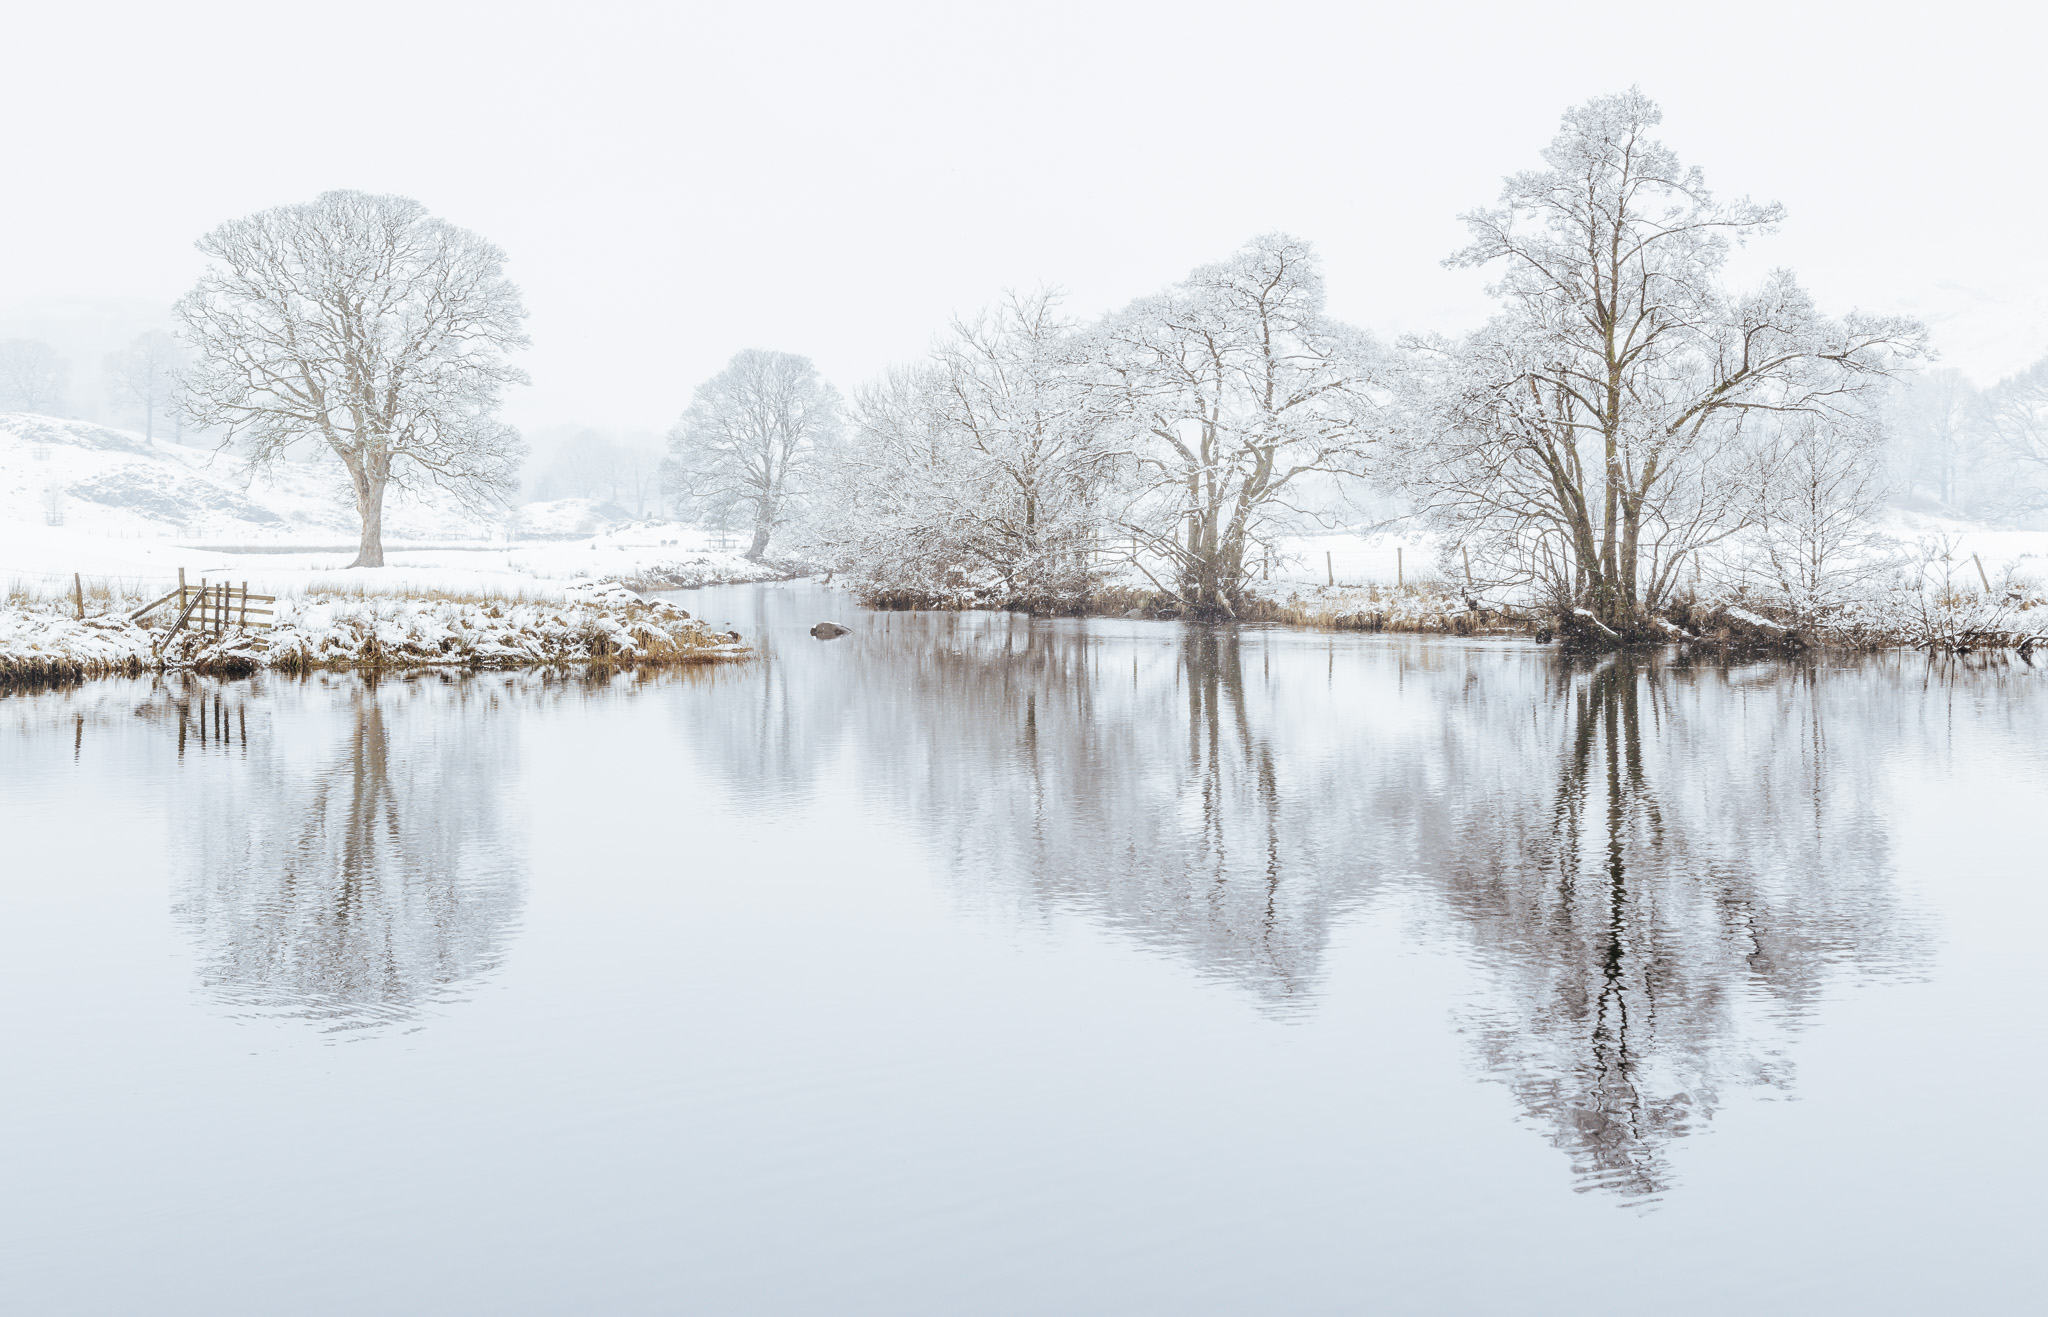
[2,582,2042,1314]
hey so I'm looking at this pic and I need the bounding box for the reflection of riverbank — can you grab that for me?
[677,588,1939,1195]
[166,673,534,1031]
[0,600,1976,1196]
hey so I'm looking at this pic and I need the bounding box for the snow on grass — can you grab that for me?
[0,605,154,680]
[1,580,747,684]
[1247,580,1516,634]
[1265,530,1449,589]
[239,582,745,671]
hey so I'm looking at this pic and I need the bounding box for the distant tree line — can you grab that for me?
[528,430,662,516]
[0,332,192,440]
[0,339,70,412]
[1888,366,2048,519]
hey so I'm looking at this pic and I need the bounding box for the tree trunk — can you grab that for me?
[1618,505,1643,625]
[351,473,388,568]
[745,523,770,561]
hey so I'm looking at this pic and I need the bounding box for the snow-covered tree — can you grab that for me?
[816,290,1121,604]
[175,191,530,567]
[1096,233,1383,615]
[1393,90,1923,635]
[1725,405,1901,621]
[1985,357,2048,517]
[806,363,956,592]
[105,331,183,441]
[1887,367,1988,511]
[616,445,660,518]
[664,349,839,560]
[0,339,71,412]
[931,290,1121,592]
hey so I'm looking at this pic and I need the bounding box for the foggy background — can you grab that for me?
[3,0,2040,457]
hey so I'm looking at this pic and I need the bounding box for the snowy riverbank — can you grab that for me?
[0,582,747,684]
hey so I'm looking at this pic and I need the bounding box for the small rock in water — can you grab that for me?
[811,621,851,639]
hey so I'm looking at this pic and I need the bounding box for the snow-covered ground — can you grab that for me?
[1267,530,1449,591]
[0,414,792,602]
[1,411,474,540]
[1271,514,2048,595]
[1,581,747,680]
[9,410,2046,619]
[1870,508,2048,586]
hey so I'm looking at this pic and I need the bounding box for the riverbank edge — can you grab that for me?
[0,585,753,689]
[857,583,1511,626]
[853,582,1708,641]
[615,559,813,592]
[0,648,753,687]
[852,581,2046,656]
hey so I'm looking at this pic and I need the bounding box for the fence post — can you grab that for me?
[1974,553,1993,592]
[1326,550,1333,587]
[73,571,83,620]
[1398,547,1404,589]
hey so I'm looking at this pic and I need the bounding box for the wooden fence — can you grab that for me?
[130,572,276,637]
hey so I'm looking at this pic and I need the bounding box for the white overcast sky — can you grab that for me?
[3,0,2042,433]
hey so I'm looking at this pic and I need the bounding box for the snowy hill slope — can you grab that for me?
[0,413,493,540]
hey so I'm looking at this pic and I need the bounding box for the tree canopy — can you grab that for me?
[176,190,529,566]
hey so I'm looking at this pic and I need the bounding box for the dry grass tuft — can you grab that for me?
[6,576,165,611]
[1246,583,1528,635]
[298,581,550,606]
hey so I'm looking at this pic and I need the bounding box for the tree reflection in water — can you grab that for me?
[687,599,1932,1199]
[168,673,532,1032]
[1443,658,1926,1199]
[36,599,1942,1191]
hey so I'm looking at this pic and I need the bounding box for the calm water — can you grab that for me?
[3,583,2044,1314]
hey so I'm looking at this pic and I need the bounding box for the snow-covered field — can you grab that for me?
[1,521,792,603]
[0,413,793,603]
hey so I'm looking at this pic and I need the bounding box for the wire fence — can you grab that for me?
[1278,548,1425,588]
[4,567,269,619]
[4,566,187,589]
